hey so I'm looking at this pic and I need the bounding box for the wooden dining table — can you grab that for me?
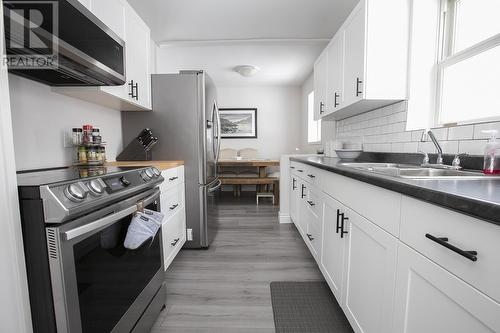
[217,159,280,177]
[217,159,281,203]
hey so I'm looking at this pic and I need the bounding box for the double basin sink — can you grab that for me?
[340,162,494,180]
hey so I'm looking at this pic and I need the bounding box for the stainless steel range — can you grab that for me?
[17,166,166,333]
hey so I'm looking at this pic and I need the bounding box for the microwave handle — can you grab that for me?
[64,189,160,241]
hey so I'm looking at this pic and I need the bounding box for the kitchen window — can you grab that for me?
[437,0,500,125]
[308,91,321,143]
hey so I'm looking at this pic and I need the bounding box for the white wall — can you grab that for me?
[8,75,124,170]
[218,85,301,159]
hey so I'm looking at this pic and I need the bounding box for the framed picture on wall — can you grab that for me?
[219,108,258,139]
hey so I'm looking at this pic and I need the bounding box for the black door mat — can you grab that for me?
[270,281,354,333]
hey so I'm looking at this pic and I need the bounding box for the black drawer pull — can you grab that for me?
[169,204,179,210]
[290,166,296,169]
[425,234,478,262]
[301,184,306,198]
[307,200,315,207]
[297,169,304,173]
[171,238,180,246]
[169,177,178,181]
[307,234,314,241]
[307,174,316,179]
[336,209,349,238]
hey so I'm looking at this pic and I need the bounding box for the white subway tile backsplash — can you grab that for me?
[473,122,500,139]
[459,140,487,155]
[334,101,500,156]
[448,125,474,140]
[402,142,419,153]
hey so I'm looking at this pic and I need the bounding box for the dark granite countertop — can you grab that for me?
[290,155,500,226]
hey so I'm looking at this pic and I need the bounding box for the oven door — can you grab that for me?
[46,188,164,333]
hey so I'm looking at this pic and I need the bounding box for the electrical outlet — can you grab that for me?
[63,130,73,148]
[187,229,193,241]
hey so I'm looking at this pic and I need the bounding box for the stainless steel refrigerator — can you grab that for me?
[122,71,221,248]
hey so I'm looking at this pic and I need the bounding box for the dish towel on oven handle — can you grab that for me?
[124,209,165,250]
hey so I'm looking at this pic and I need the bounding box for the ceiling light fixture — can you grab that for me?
[233,65,260,77]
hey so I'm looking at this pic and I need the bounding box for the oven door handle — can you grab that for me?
[64,189,161,241]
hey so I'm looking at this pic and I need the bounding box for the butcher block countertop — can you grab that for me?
[107,161,184,171]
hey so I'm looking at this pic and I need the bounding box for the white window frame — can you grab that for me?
[435,0,500,126]
[307,91,321,144]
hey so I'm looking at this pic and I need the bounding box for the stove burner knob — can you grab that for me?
[141,171,151,181]
[151,167,161,177]
[120,176,131,187]
[145,168,155,179]
[88,179,105,196]
[64,184,86,202]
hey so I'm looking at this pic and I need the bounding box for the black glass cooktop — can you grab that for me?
[17,166,144,186]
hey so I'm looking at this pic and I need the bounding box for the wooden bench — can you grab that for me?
[220,177,280,205]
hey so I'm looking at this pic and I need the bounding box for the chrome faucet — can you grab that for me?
[422,130,443,165]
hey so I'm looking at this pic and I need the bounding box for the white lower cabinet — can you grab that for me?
[342,207,398,333]
[290,161,500,333]
[393,243,500,333]
[159,167,186,270]
[321,194,347,302]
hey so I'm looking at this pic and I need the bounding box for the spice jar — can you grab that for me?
[82,124,93,144]
[100,146,106,162]
[78,146,87,164]
[72,128,83,145]
[92,128,102,144]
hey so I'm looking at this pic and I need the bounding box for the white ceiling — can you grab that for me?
[128,0,358,86]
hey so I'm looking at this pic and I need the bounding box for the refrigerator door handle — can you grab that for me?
[208,179,222,193]
[214,100,221,163]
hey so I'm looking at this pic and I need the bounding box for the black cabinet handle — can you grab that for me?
[292,178,297,190]
[334,92,340,108]
[307,234,315,241]
[336,209,348,238]
[169,204,179,211]
[425,234,478,262]
[171,238,180,246]
[319,102,325,114]
[297,169,304,173]
[307,200,315,207]
[169,177,178,181]
[356,77,363,97]
[307,174,316,179]
[301,184,306,198]
[129,80,138,100]
[290,166,296,169]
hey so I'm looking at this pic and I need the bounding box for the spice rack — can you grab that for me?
[72,125,107,167]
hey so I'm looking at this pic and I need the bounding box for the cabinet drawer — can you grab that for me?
[305,208,322,262]
[161,166,184,191]
[162,184,184,219]
[292,162,323,186]
[323,171,401,237]
[162,209,185,270]
[306,186,322,219]
[401,196,500,303]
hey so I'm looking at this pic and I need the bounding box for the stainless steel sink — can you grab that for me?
[339,162,494,179]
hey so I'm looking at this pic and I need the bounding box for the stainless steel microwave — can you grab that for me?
[3,0,126,86]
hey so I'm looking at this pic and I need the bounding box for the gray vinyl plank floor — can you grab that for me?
[152,192,324,333]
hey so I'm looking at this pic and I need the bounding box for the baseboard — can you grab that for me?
[279,213,292,224]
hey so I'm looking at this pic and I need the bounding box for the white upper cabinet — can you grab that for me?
[342,4,365,108]
[54,0,152,111]
[90,0,125,40]
[315,0,410,120]
[325,33,344,115]
[123,2,151,110]
[313,51,328,120]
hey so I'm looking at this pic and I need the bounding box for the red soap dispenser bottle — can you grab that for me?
[483,130,500,175]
